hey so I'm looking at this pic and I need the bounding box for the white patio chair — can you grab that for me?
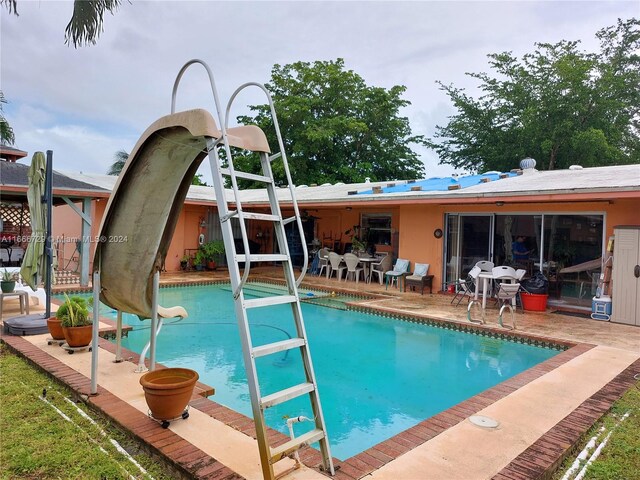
[343,253,364,283]
[328,252,346,281]
[491,265,519,312]
[385,258,410,289]
[464,266,486,324]
[452,265,481,306]
[318,248,330,278]
[495,282,520,329]
[370,254,392,285]
[475,260,494,272]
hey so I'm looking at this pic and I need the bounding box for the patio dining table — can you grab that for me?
[357,255,377,283]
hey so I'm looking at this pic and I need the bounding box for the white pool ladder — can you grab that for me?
[172,60,334,480]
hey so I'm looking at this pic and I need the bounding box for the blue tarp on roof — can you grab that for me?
[357,172,517,195]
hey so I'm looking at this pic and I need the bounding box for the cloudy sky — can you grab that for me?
[2,1,637,183]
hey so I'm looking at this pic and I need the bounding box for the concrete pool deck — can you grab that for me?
[2,269,639,479]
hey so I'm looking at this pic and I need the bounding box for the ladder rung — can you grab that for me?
[236,254,289,263]
[269,428,325,464]
[221,211,280,223]
[282,216,296,225]
[252,338,306,358]
[261,382,315,409]
[269,152,282,163]
[244,295,297,309]
[242,212,281,222]
[220,168,271,184]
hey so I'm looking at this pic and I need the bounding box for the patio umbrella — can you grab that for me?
[20,152,47,290]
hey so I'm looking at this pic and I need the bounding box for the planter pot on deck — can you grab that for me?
[62,324,93,347]
[140,368,199,421]
[521,293,548,312]
[47,317,65,340]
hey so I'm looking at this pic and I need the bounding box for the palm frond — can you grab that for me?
[107,149,128,175]
[65,0,122,48]
[0,0,18,15]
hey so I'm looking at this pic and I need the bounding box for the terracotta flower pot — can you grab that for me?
[47,317,65,340]
[140,368,199,421]
[62,324,93,347]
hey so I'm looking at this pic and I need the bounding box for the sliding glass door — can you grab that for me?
[444,214,494,286]
[444,212,605,307]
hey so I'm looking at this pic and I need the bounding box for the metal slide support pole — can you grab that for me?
[149,270,160,371]
[115,310,123,363]
[44,150,53,319]
[90,270,100,395]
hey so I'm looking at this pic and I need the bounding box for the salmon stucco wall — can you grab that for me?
[398,205,444,288]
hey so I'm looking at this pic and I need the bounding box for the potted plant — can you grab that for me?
[193,249,206,271]
[201,240,225,270]
[180,254,189,270]
[140,367,199,426]
[58,294,93,348]
[1,268,16,293]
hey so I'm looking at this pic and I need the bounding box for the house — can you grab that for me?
[3,152,638,310]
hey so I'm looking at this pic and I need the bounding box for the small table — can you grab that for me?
[0,290,30,318]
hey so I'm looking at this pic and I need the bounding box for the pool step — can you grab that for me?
[269,428,326,464]
[260,382,315,409]
[252,338,306,358]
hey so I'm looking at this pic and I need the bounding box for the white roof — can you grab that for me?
[58,163,640,206]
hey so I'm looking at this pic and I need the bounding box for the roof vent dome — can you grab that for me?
[519,157,536,170]
[569,165,583,170]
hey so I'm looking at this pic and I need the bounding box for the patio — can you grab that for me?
[1,268,639,479]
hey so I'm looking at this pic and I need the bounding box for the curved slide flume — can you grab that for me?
[93,108,270,320]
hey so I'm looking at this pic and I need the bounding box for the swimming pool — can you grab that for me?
[70,283,560,460]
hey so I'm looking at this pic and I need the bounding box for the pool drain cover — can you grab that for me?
[469,415,499,429]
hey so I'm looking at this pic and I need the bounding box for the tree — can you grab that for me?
[1,0,122,47]
[428,18,640,172]
[0,91,15,145]
[234,59,426,187]
[107,149,207,185]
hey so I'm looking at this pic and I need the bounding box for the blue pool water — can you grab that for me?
[68,284,559,460]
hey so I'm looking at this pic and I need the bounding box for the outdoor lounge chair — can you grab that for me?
[405,263,433,294]
[385,258,410,289]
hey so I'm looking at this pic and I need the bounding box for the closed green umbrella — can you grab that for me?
[20,152,46,290]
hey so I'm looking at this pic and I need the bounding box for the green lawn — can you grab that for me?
[554,378,640,480]
[0,345,173,479]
